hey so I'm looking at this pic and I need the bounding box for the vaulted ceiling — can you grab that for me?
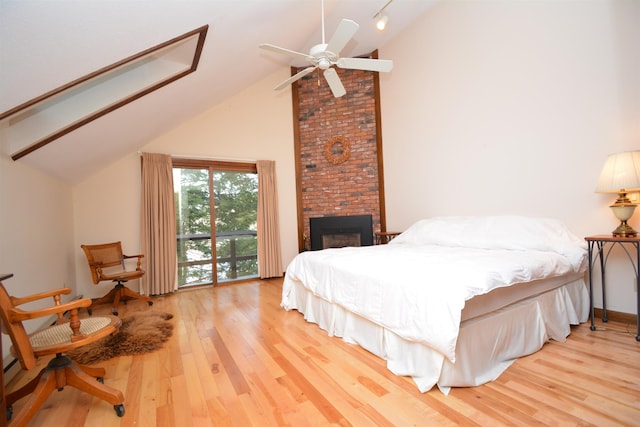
[0,0,435,184]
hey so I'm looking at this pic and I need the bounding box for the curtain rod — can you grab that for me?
[137,151,256,163]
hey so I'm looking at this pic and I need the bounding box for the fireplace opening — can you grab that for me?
[309,215,373,250]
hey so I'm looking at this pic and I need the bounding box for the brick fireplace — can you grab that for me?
[291,51,387,252]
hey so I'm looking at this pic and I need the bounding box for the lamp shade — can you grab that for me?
[595,151,640,193]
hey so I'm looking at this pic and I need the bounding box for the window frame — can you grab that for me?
[172,158,257,286]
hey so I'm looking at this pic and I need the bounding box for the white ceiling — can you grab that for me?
[0,0,435,184]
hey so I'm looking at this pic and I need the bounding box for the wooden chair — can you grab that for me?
[81,242,153,316]
[0,274,125,426]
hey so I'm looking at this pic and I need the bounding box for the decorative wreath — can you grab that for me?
[324,136,351,165]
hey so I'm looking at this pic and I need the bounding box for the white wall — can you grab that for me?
[380,0,640,314]
[72,68,298,299]
[0,153,76,360]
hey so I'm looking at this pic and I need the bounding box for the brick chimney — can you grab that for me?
[292,55,386,251]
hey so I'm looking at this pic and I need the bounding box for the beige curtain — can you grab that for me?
[256,160,283,278]
[140,152,177,295]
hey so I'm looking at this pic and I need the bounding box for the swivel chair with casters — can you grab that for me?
[0,274,125,425]
[81,241,153,316]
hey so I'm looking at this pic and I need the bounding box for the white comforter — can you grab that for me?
[281,216,587,362]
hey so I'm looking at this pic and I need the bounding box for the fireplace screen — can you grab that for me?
[322,233,361,249]
[310,215,373,250]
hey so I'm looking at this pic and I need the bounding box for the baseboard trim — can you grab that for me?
[593,308,637,324]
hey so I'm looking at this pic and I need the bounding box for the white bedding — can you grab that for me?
[282,216,588,364]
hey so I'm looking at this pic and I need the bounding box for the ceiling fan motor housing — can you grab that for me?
[310,44,336,70]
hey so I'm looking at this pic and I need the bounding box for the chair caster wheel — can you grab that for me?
[97,377,104,383]
[112,310,118,316]
[87,308,93,316]
[114,404,125,417]
[7,405,13,420]
[148,301,153,306]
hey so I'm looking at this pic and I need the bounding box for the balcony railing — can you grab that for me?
[176,231,258,286]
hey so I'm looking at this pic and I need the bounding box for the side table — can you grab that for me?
[374,231,401,245]
[585,235,640,341]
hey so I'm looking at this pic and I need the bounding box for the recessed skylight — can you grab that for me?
[0,25,208,161]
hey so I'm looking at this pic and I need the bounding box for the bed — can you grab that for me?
[281,216,589,394]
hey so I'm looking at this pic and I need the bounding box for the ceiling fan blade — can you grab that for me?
[325,19,359,55]
[259,43,312,62]
[323,68,346,98]
[274,66,317,90]
[336,57,394,73]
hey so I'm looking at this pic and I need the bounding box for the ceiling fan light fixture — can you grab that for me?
[376,15,389,31]
[318,57,331,70]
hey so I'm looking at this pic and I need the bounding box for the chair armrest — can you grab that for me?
[123,253,144,271]
[8,298,91,322]
[10,287,72,306]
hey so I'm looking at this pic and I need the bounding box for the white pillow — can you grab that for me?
[390,215,586,266]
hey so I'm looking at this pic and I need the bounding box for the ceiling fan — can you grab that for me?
[259,0,393,98]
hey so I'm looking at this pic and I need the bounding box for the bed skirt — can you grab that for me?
[281,277,589,394]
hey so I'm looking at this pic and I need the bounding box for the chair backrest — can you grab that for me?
[81,242,124,284]
[0,276,38,370]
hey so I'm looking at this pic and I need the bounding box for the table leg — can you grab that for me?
[588,241,596,331]
[636,243,640,341]
[598,241,608,323]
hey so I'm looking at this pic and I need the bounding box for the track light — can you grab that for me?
[373,0,393,31]
[376,15,388,31]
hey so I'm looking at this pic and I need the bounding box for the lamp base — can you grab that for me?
[612,220,637,237]
[610,203,638,237]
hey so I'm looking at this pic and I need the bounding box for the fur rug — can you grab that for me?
[68,311,174,365]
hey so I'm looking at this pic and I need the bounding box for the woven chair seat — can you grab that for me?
[29,317,113,348]
[101,269,143,281]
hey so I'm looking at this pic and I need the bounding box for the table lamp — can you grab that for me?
[596,150,640,237]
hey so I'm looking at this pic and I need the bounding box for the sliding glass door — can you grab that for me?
[173,161,258,287]
[213,171,258,282]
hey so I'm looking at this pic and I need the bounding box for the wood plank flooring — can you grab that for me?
[5,278,639,426]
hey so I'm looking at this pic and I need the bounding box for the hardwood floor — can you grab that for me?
[5,278,639,426]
